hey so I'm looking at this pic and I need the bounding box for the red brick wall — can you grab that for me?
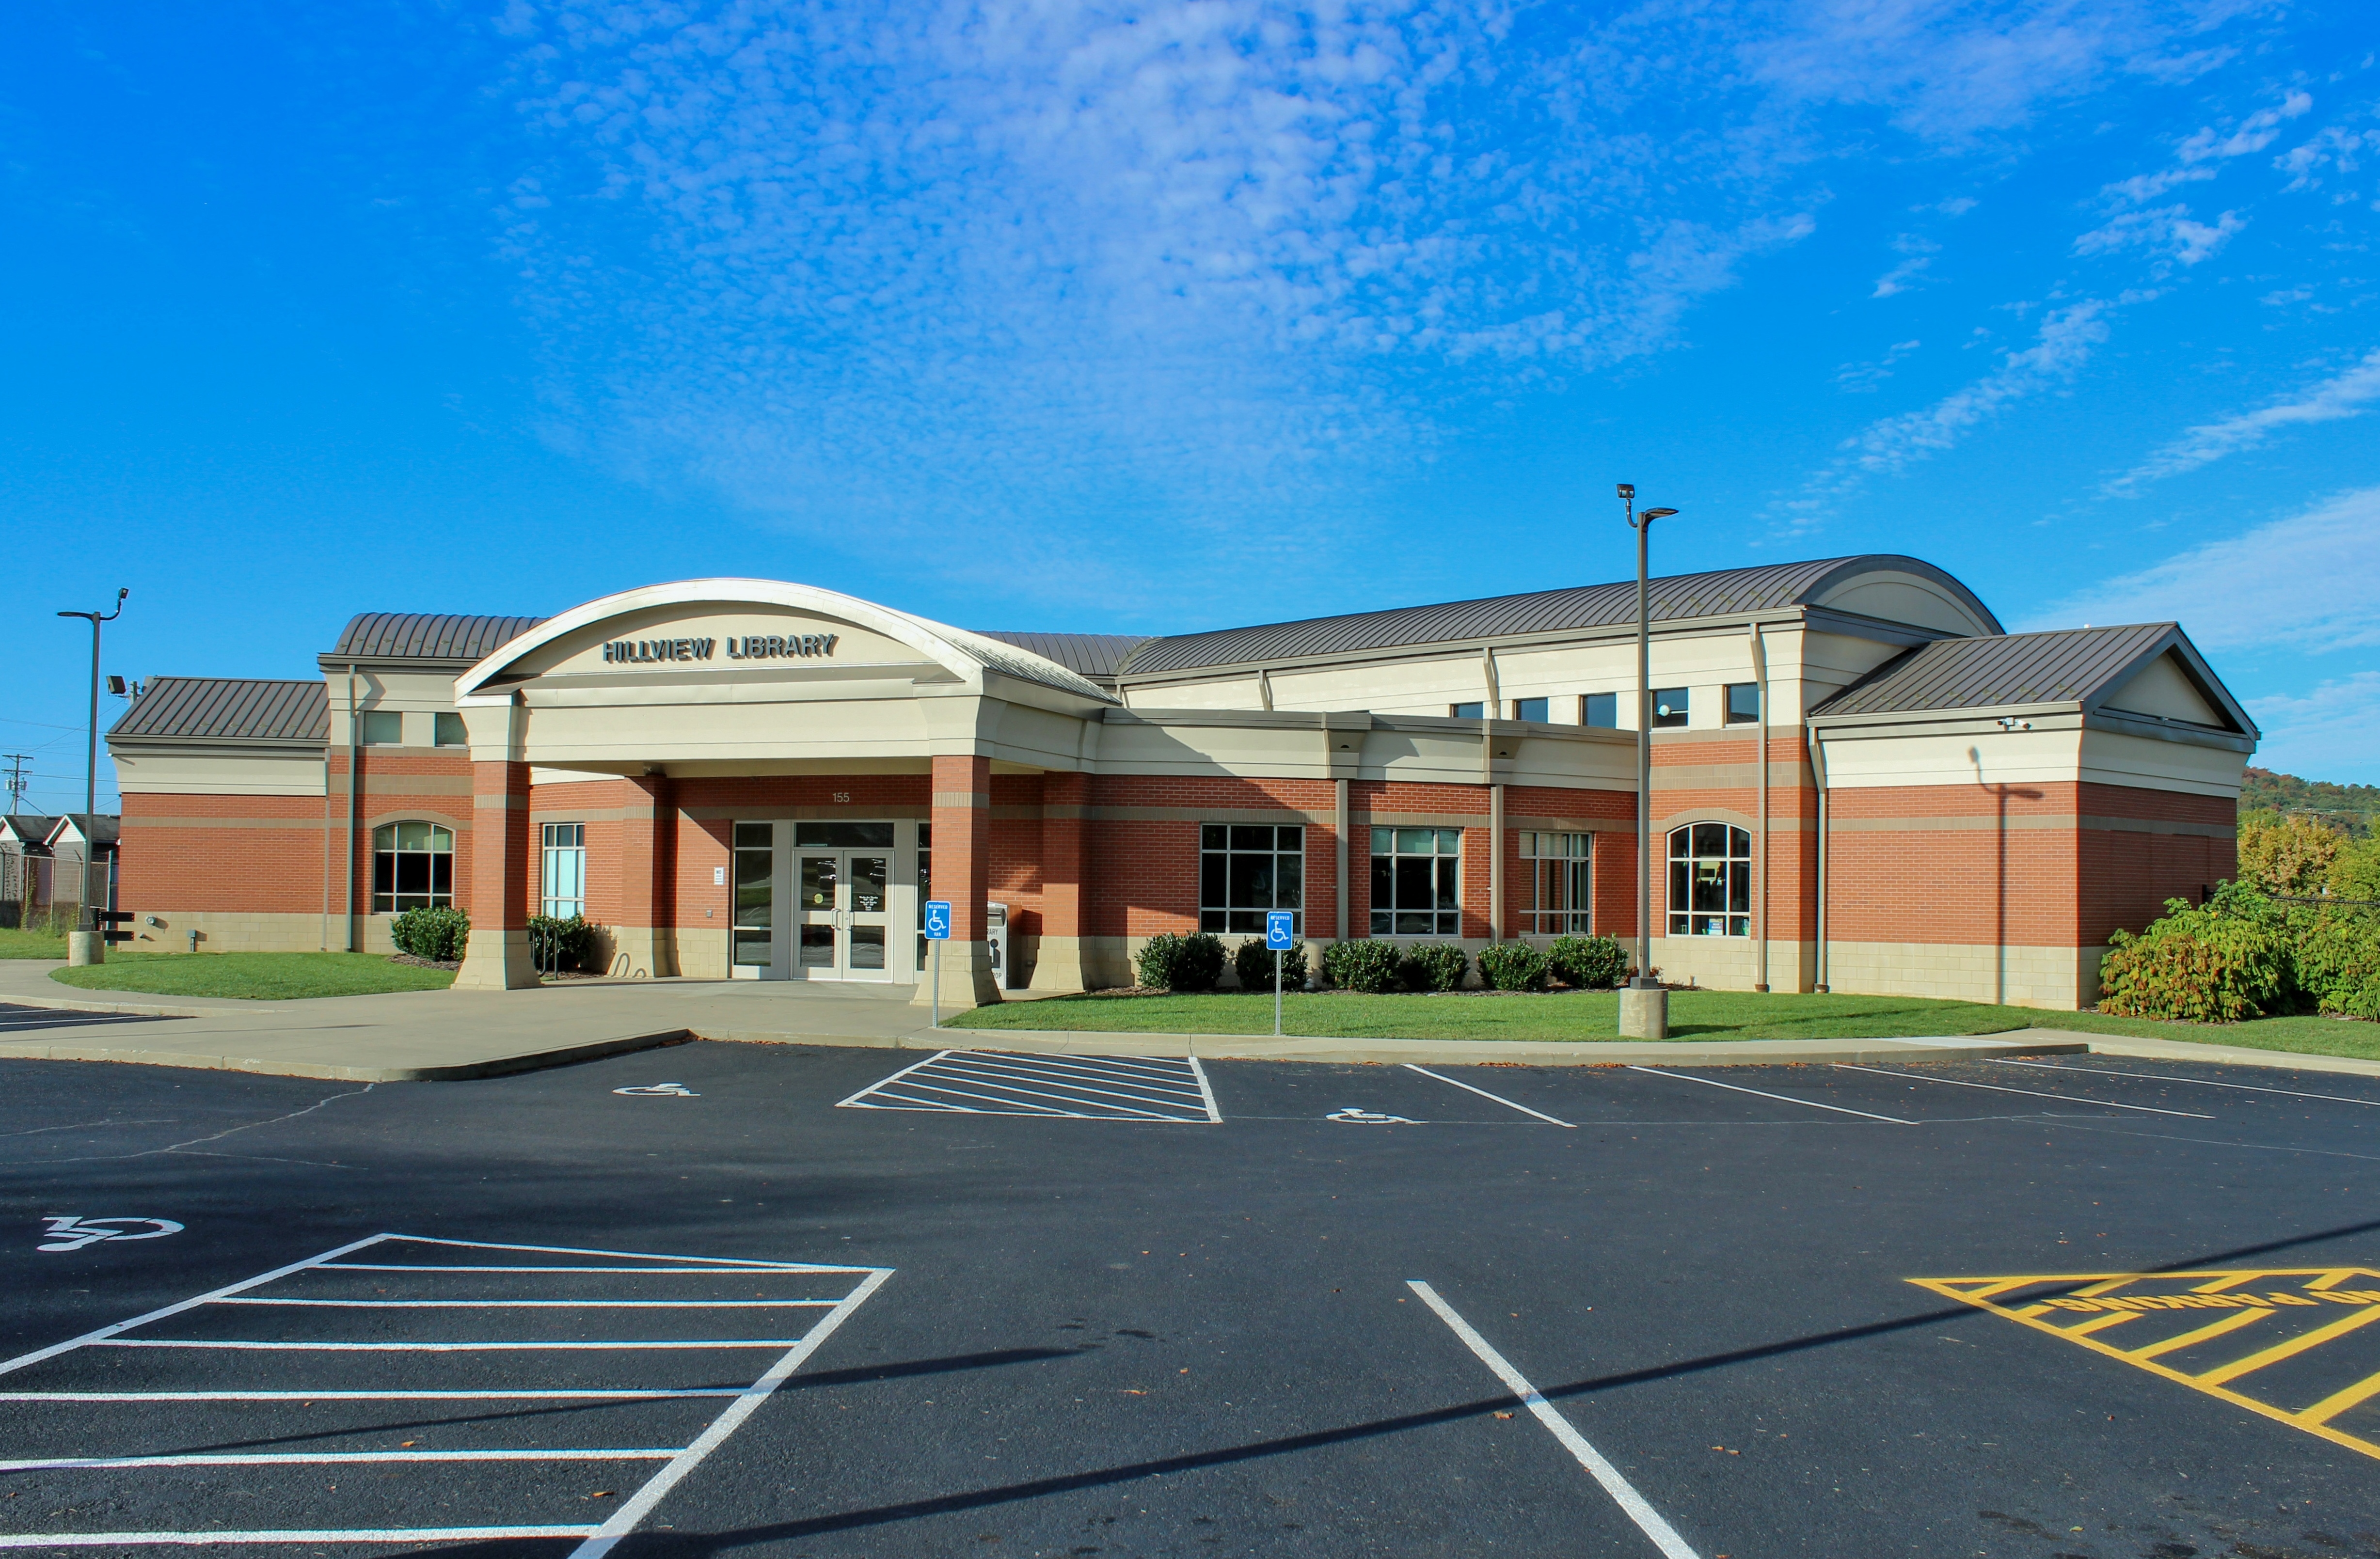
[2079,782,2235,945]
[989,772,1046,936]
[118,791,332,915]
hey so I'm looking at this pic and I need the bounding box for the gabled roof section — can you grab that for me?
[1,815,55,850]
[971,632,1155,682]
[328,613,544,664]
[47,813,119,849]
[1811,623,2258,737]
[1115,555,1998,676]
[109,677,331,745]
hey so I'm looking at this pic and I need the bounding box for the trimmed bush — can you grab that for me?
[389,905,470,962]
[1475,942,1549,991]
[2097,883,2295,1023]
[1232,937,1308,992]
[1321,939,1401,993]
[1136,931,1226,992]
[1399,942,1469,992]
[527,914,599,973]
[1547,934,1628,990]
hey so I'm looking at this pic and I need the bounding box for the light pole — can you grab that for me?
[57,588,127,959]
[1618,487,1675,1039]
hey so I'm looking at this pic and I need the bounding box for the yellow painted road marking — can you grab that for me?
[1911,1267,2380,1464]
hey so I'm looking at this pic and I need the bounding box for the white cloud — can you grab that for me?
[2024,484,2380,652]
[1777,298,2112,517]
[1835,338,1922,391]
[2110,349,2380,488]
[2276,121,2371,193]
[2248,671,2380,784]
[2073,204,2245,265]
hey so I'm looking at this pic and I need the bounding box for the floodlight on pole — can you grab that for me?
[1622,493,1676,1014]
[56,588,127,933]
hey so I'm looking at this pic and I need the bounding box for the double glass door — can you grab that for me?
[796,850,889,978]
[731,820,901,982]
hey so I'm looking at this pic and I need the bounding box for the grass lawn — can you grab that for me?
[949,987,2380,1059]
[49,952,456,1001]
[0,927,69,959]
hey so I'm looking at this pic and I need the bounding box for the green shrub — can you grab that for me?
[2296,909,2380,1020]
[389,905,471,961]
[1320,939,1401,993]
[1475,942,1549,991]
[2096,883,2295,1023]
[1399,942,1469,992]
[1547,934,1628,990]
[1232,937,1307,991]
[527,914,599,973]
[1136,931,1226,991]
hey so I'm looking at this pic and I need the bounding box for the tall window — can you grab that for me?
[541,822,586,918]
[372,821,453,913]
[1519,831,1592,935]
[1668,823,1750,937]
[1652,688,1690,728]
[732,822,772,968]
[1725,683,1760,724]
[1201,824,1302,934]
[1512,696,1549,722]
[1582,693,1618,728]
[915,821,933,967]
[1371,826,1461,936]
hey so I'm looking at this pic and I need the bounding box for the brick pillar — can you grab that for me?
[1030,771,1090,992]
[612,774,678,978]
[914,753,1000,1009]
[453,759,536,990]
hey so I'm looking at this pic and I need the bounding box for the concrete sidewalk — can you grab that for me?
[1,958,2371,1081]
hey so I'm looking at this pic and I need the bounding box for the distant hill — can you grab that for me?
[2242,768,2380,836]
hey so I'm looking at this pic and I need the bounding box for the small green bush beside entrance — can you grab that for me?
[1136,931,1226,991]
[1232,937,1307,992]
[1548,934,1629,990]
[1476,942,1550,991]
[528,913,599,972]
[1398,943,1469,992]
[390,905,471,961]
[1320,939,1400,993]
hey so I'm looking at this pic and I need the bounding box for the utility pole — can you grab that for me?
[56,588,127,961]
[2,755,28,813]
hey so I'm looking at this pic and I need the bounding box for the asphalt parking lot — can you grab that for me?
[5,1037,2380,1559]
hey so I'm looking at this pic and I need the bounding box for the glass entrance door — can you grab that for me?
[795,850,891,981]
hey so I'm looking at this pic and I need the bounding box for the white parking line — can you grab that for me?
[838,1050,1221,1122]
[1403,1065,1576,1127]
[1831,1063,2215,1118]
[0,1232,892,1554]
[1408,1282,1699,1559]
[1995,1058,2380,1107]
[1624,1067,1916,1124]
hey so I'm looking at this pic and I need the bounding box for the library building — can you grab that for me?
[104,555,2256,1011]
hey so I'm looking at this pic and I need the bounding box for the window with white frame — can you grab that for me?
[372,821,453,913]
[1370,826,1461,936]
[541,822,586,918]
[1519,831,1592,935]
[1200,824,1302,934]
[1667,823,1750,937]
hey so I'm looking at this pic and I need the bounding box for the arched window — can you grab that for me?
[373,821,454,913]
[1667,823,1750,937]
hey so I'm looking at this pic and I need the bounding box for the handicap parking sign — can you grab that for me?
[1265,910,1295,951]
[923,900,952,941]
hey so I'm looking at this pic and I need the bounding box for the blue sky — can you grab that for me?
[5,0,2378,812]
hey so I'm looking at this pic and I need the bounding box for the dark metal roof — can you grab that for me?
[48,813,119,849]
[1116,555,1996,676]
[109,677,330,744]
[1811,623,2224,721]
[1,815,55,849]
[330,613,544,662]
[972,632,1155,680]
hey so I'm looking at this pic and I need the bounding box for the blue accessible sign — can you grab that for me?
[1265,910,1296,951]
[923,900,952,941]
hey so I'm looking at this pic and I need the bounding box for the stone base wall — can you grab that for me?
[111,910,333,954]
[1821,939,2102,1010]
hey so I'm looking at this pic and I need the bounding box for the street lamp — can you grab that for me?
[1619,488,1676,1040]
[57,588,127,958]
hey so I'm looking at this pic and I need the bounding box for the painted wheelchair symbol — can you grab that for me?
[1328,1107,1416,1124]
[38,1216,185,1253]
[613,1082,700,1097]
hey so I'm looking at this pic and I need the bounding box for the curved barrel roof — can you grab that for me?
[1113,555,1997,676]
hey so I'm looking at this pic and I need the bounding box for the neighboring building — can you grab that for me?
[1,814,57,926]
[40,814,119,918]
[105,558,2256,1009]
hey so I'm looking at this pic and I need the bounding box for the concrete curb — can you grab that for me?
[0,1028,692,1084]
[2017,1029,2380,1081]
[696,1026,2088,1067]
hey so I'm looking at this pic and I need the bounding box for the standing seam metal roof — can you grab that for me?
[1113,555,1996,676]
[1809,623,2211,720]
[108,677,331,743]
[331,613,545,661]
[971,632,1155,680]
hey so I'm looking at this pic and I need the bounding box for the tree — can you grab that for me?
[2236,811,2343,898]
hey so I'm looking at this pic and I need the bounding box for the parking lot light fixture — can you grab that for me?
[55,587,127,946]
[1619,492,1675,1040]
